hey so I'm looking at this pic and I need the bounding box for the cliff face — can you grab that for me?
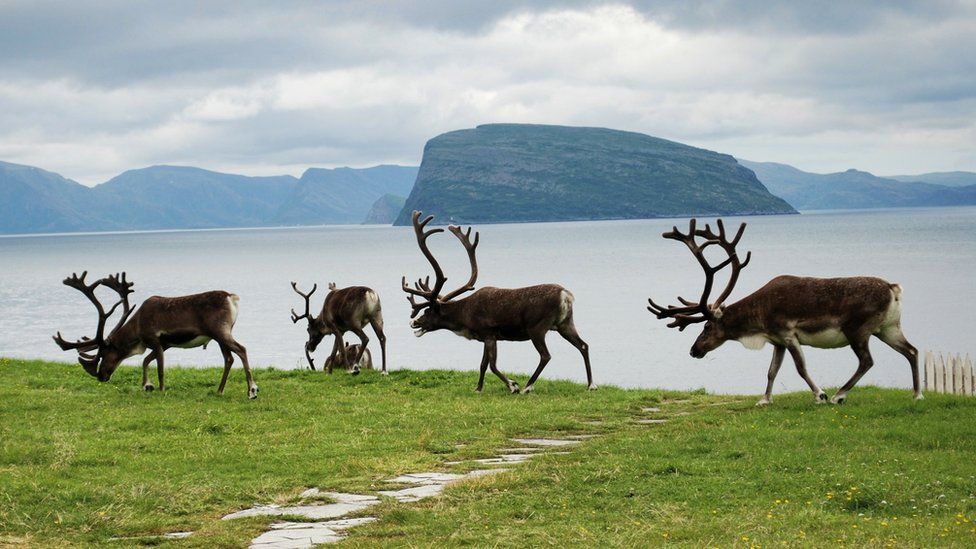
[394,124,795,225]
[363,193,407,224]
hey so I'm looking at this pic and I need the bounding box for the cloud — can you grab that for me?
[0,1,974,183]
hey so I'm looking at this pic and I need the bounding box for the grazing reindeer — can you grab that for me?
[53,272,258,398]
[402,210,594,394]
[647,219,921,405]
[290,282,387,375]
[325,343,373,373]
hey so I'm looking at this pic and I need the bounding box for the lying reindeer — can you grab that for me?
[53,272,258,398]
[324,343,373,373]
[647,219,920,405]
[290,282,387,375]
[402,210,594,393]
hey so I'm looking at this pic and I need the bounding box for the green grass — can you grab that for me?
[1,358,974,547]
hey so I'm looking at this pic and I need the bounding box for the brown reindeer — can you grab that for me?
[53,272,258,398]
[290,282,387,375]
[325,343,373,373]
[647,219,921,405]
[402,210,594,393]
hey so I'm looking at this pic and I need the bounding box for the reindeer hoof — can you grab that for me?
[755,398,771,407]
[830,394,846,405]
[474,386,483,393]
[522,384,534,394]
[381,370,389,376]
[913,393,925,401]
[587,384,598,391]
[143,384,154,392]
[816,392,828,403]
[351,369,361,376]
[509,382,520,394]
[248,386,259,399]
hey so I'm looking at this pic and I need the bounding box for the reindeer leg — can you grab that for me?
[370,315,388,375]
[786,341,827,403]
[522,334,551,394]
[475,343,489,393]
[349,327,370,376]
[328,333,345,375]
[757,344,786,406]
[218,342,234,394]
[876,327,922,400]
[142,351,157,391]
[152,346,166,392]
[486,339,519,394]
[218,337,257,399]
[832,336,874,404]
[557,320,595,390]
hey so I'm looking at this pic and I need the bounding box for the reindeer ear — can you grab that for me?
[328,282,337,290]
[710,305,725,319]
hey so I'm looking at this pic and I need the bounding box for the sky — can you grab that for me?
[1,0,974,185]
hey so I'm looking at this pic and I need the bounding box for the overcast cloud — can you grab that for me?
[1,0,974,184]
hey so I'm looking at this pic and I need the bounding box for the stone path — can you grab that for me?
[211,434,594,548]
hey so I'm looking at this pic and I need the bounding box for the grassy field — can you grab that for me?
[1,358,974,547]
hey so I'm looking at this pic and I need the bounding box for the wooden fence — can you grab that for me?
[924,351,974,395]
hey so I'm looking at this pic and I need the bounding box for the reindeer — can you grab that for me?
[402,210,594,394]
[290,282,387,375]
[53,272,258,398]
[647,219,921,405]
[325,343,373,373]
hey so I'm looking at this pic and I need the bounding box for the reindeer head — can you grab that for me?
[53,272,136,381]
[647,219,752,358]
[290,282,334,369]
[401,210,480,336]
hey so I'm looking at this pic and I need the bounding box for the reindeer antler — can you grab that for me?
[647,218,751,330]
[290,282,318,324]
[402,211,481,317]
[53,271,138,374]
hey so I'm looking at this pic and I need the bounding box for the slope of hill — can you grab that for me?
[363,193,407,224]
[888,171,976,187]
[394,124,795,225]
[0,161,99,233]
[274,165,418,225]
[740,160,976,210]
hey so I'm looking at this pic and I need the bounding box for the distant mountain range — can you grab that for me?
[5,126,976,234]
[394,124,796,225]
[0,161,417,234]
[739,160,976,211]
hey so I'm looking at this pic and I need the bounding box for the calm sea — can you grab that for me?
[1,207,973,395]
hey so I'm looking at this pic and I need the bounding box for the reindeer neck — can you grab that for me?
[718,297,767,338]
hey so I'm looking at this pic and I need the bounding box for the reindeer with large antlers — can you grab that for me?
[402,210,594,393]
[648,219,921,405]
[290,282,387,375]
[53,272,258,398]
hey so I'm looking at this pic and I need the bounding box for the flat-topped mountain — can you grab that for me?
[393,124,796,225]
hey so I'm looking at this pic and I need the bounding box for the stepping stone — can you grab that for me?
[223,492,380,521]
[581,420,604,425]
[495,447,544,453]
[497,453,535,462]
[250,518,377,548]
[510,438,581,447]
[636,419,668,425]
[164,532,193,539]
[466,468,511,478]
[389,472,464,485]
[641,407,661,413]
[379,483,446,502]
[564,434,599,440]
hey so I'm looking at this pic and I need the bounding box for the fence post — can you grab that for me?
[936,353,947,394]
[963,354,973,397]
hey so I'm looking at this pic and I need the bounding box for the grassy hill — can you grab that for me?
[1,358,973,547]
[394,124,796,225]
